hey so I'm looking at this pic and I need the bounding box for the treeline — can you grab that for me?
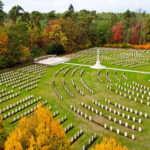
[0,1,150,68]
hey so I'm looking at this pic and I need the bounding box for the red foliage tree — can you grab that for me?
[112,22,124,42]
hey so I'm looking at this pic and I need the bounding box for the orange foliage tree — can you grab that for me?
[91,137,129,150]
[0,33,9,55]
[5,106,70,150]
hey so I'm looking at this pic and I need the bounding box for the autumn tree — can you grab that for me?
[0,114,6,147]
[45,18,79,52]
[47,23,68,48]
[0,32,9,55]
[5,106,70,150]
[112,22,124,43]
[0,22,30,68]
[91,137,129,150]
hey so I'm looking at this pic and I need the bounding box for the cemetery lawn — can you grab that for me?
[1,62,150,150]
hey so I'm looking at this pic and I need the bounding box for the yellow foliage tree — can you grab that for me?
[0,114,6,146]
[91,137,129,150]
[48,24,68,48]
[19,45,30,62]
[0,33,9,55]
[5,106,70,150]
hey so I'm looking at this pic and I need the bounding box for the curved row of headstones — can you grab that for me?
[80,69,84,77]
[3,96,42,120]
[71,79,84,96]
[82,134,97,150]
[54,66,68,77]
[97,71,102,83]
[63,66,75,77]
[105,98,148,118]
[80,69,94,94]
[82,101,142,132]
[106,71,112,83]
[62,79,74,98]
[11,101,48,123]
[0,92,21,103]
[98,70,128,84]
[80,78,94,94]
[114,71,121,82]
[0,95,34,113]
[106,85,150,106]
[92,100,142,124]
[123,72,128,81]
[52,81,63,100]
[70,105,136,140]
[71,67,81,77]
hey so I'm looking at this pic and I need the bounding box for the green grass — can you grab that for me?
[0,50,150,150]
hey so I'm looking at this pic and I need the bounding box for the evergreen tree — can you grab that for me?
[0,0,4,10]
[8,5,24,23]
[68,4,74,12]
[0,0,4,25]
